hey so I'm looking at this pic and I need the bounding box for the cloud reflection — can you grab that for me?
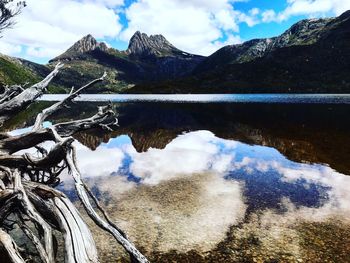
[57,130,350,257]
[128,130,237,185]
[74,142,125,178]
[106,173,246,253]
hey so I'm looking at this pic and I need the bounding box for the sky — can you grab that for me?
[0,0,349,64]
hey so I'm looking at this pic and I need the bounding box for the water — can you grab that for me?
[41,93,350,104]
[4,95,350,262]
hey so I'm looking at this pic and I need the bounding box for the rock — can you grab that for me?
[126,31,179,57]
[50,34,108,62]
[68,34,108,54]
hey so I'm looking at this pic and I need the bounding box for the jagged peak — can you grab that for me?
[81,34,95,41]
[69,34,108,53]
[50,34,108,62]
[129,31,169,42]
[284,17,332,35]
[126,31,178,57]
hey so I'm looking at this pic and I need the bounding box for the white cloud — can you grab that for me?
[262,0,350,22]
[60,131,246,253]
[26,46,63,59]
[236,9,260,26]
[250,7,260,16]
[0,42,22,56]
[261,9,277,23]
[84,0,125,8]
[1,0,123,60]
[120,0,255,55]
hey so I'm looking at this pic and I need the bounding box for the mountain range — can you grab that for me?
[0,10,349,93]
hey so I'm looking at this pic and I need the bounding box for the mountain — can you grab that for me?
[128,10,350,94]
[51,34,108,61]
[45,32,203,93]
[193,17,332,73]
[1,32,203,93]
[0,54,66,93]
[1,11,350,94]
[0,54,40,86]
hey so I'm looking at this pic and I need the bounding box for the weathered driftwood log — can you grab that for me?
[0,85,24,105]
[0,65,149,263]
[0,228,25,263]
[0,63,63,124]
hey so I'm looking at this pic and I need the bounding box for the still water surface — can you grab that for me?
[41,93,350,103]
[6,95,350,262]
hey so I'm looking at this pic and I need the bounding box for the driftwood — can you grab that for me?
[0,85,24,105]
[0,65,149,262]
[0,63,63,124]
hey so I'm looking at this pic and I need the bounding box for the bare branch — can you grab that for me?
[13,170,54,262]
[0,63,63,120]
[0,229,26,263]
[24,181,99,263]
[0,67,148,262]
[66,146,148,262]
[0,1,26,35]
[20,223,51,263]
[33,71,106,131]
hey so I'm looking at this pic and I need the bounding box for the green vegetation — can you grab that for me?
[0,56,68,93]
[49,60,134,93]
[0,56,39,86]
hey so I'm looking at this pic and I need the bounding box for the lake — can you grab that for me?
[41,93,350,103]
[5,94,350,262]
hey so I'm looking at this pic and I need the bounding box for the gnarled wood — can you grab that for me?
[0,85,24,105]
[32,72,107,131]
[0,65,149,263]
[24,181,99,263]
[0,63,63,122]
[0,229,25,263]
[20,223,51,263]
[13,170,54,262]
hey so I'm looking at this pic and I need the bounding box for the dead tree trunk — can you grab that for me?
[0,65,149,263]
[0,63,63,124]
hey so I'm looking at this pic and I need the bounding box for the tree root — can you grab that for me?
[0,64,149,262]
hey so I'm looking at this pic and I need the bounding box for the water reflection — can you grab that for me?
[4,100,350,261]
[40,94,350,104]
[3,101,350,175]
[60,130,350,262]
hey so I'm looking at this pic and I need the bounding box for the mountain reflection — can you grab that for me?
[60,130,350,261]
[66,102,350,175]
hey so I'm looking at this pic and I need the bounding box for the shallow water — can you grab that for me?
[5,97,350,262]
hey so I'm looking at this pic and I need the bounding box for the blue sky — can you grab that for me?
[0,0,349,64]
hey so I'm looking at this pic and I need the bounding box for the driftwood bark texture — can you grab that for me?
[0,65,149,263]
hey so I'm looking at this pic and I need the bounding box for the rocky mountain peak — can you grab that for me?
[68,34,108,54]
[126,31,179,57]
[50,34,108,62]
[280,17,331,40]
